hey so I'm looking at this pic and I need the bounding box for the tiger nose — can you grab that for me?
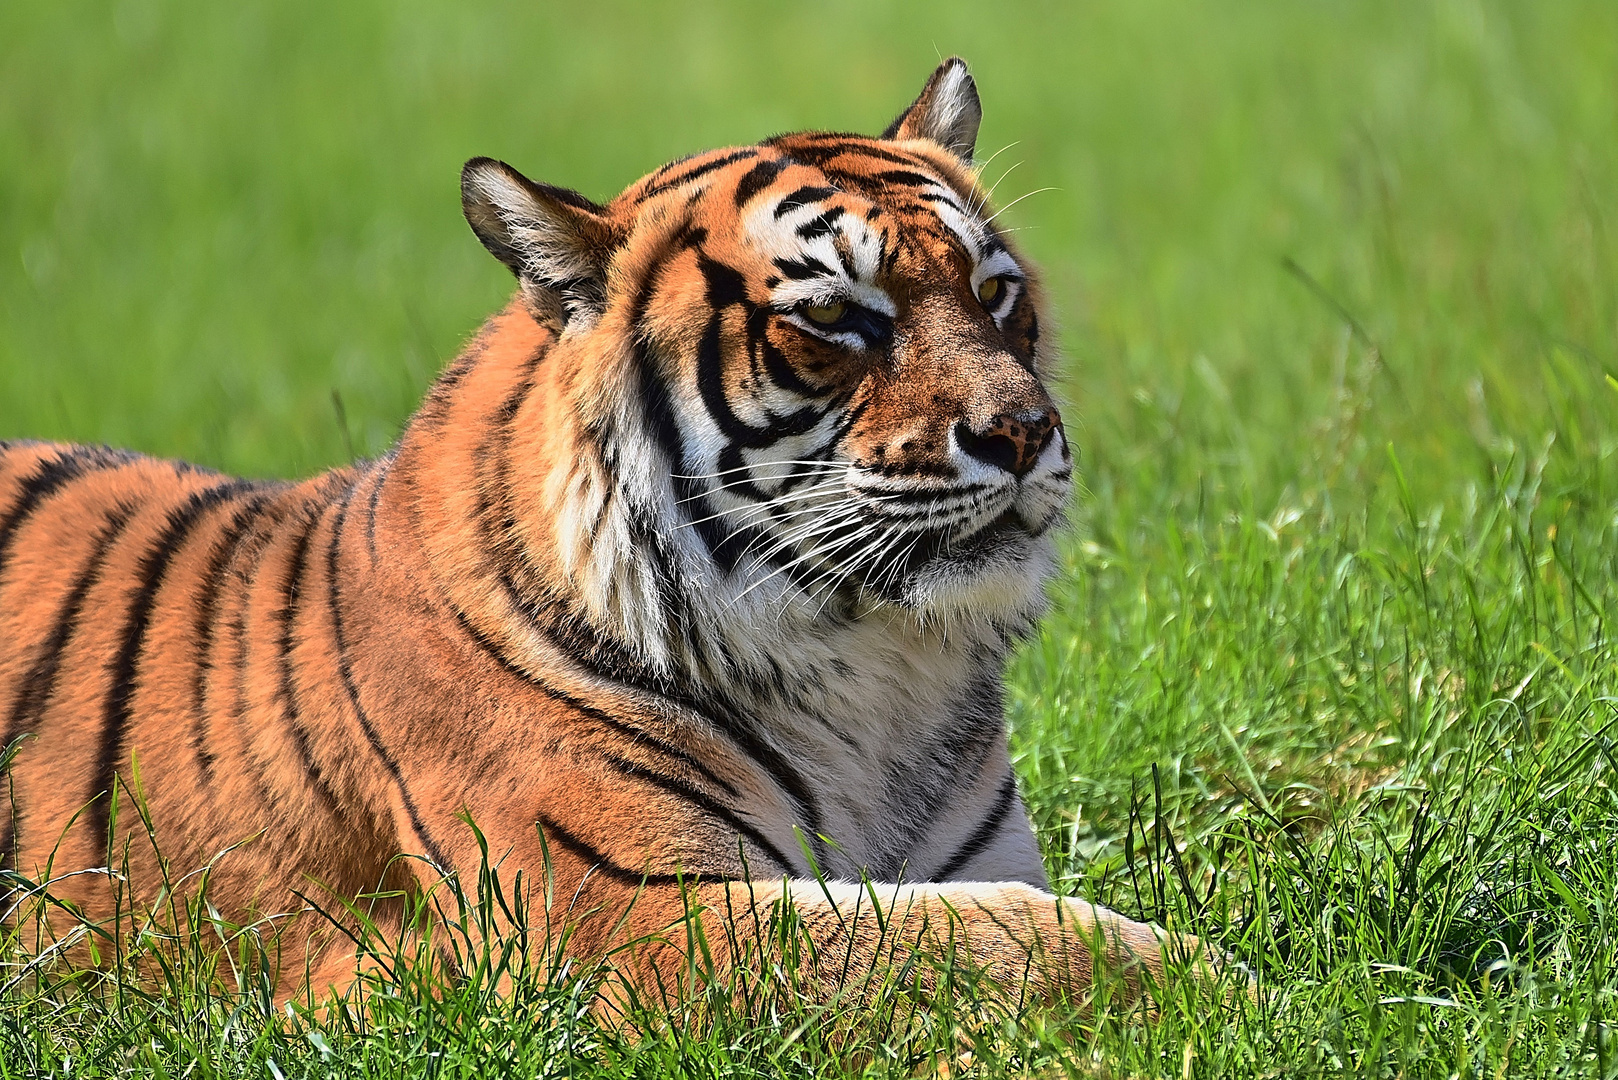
[954,408,1061,477]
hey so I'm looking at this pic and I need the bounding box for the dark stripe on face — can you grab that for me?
[794,207,845,241]
[0,447,134,584]
[326,487,455,871]
[771,255,836,281]
[2,506,136,865]
[732,157,786,208]
[92,480,256,856]
[931,772,1018,882]
[773,186,838,218]
[637,340,765,574]
[918,189,967,215]
[273,508,344,820]
[637,149,757,203]
[190,492,276,782]
[873,169,940,189]
[696,314,796,451]
[535,813,684,887]
[598,752,793,874]
[757,334,820,401]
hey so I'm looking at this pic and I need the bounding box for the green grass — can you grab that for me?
[4,0,1618,1075]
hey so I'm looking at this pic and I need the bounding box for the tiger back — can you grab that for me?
[1,59,1220,1007]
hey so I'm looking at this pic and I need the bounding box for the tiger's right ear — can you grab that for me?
[461,157,619,323]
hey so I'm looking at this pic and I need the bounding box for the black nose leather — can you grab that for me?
[955,409,1060,477]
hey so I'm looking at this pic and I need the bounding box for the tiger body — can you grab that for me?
[1,61,1203,1004]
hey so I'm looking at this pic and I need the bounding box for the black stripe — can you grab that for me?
[223,498,297,811]
[0,446,133,584]
[91,480,256,856]
[732,157,786,208]
[448,604,820,858]
[3,506,137,867]
[535,814,683,887]
[772,185,838,218]
[637,149,756,203]
[917,190,966,214]
[598,752,793,874]
[271,506,345,822]
[770,139,926,169]
[525,604,740,795]
[771,255,836,281]
[932,773,1019,882]
[327,491,454,871]
[189,492,276,782]
[876,169,945,190]
[590,714,740,799]
[415,411,737,802]
[795,207,845,240]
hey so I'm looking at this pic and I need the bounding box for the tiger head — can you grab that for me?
[453,59,1071,690]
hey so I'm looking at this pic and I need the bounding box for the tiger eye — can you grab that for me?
[803,301,847,325]
[977,277,1002,306]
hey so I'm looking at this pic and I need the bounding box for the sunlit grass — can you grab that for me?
[4,0,1618,1075]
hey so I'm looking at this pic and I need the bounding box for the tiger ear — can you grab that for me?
[881,57,981,164]
[461,157,618,322]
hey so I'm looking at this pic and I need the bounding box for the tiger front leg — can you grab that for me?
[601,877,1228,1019]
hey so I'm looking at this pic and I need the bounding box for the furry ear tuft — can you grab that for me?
[461,157,618,322]
[882,57,982,164]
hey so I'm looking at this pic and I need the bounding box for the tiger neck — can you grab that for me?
[392,300,1018,735]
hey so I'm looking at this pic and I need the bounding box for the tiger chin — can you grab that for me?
[0,59,1229,1014]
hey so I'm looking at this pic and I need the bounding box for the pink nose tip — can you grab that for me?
[955,408,1061,476]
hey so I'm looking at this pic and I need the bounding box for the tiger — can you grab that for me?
[0,59,1221,1010]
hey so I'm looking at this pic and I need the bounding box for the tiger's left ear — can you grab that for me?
[461,157,620,323]
[882,57,982,164]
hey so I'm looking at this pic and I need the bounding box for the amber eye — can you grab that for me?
[977,277,1003,307]
[802,300,847,325]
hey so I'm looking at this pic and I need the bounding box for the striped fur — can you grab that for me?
[0,60,1216,1007]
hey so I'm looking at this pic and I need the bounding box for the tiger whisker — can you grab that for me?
[795,519,895,620]
[876,529,930,598]
[730,516,883,608]
[715,484,915,549]
[814,525,909,618]
[720,491,870,551]
[679,480,851,531]
[973,140,1020,177]
[972,160,1023,218]
[732,503,867,570]
[670,461,848,482]
[981,186,1057,227]
[677,471,848,506]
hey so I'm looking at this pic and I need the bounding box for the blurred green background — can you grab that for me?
[5,0,1615,497]
[5,7,1618,1069]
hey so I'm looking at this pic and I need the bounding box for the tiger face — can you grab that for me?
[461,59,1069,654]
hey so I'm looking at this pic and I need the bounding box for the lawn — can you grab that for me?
[4,0,1617,1075]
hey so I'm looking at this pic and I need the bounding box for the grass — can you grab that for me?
[3,0,1618,1075]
